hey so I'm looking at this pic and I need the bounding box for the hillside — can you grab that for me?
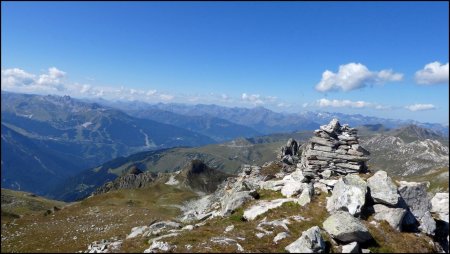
[1,188,66,223]
[1,92,215,195]
[2,119,447,253]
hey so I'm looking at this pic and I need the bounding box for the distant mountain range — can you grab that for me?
[2,91,448,199]
[94,99,449,136]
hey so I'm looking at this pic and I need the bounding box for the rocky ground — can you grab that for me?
[1,119,449,253]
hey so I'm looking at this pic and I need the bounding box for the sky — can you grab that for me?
[1,1,449,124]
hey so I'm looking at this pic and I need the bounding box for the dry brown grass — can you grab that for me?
[142,192,331,253]
[1,184,197,253]
[363,220,435,253]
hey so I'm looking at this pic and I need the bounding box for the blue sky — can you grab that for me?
[1,2,449,124]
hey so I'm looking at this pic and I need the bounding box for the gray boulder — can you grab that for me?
[431,192,449,223]
[326,174,367,216]
[285,226,326,253]
[298,183,314,206]
[372,204,407,231]
[398,181,436,235]
[221,190,257,216]
[367,170,400,206]
[323,211,372,243]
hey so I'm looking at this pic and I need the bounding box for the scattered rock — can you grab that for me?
[143,241,174,253]
[224,225,234,233]
[298,183,314,206]
[210,237,244,252]
[285,226,326,253]
[127,226,148,239]
[243,198,296,221]
[323,211,373,243]
[273,232,289,244]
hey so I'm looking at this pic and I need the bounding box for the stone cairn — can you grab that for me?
[300,118,370,178]
[281,118,370,179]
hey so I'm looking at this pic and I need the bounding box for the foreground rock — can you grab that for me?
[372,204,407,231]
[398,181,436,235]
[341,242,360,253]
[367,170,400,206]
[326,174,367,216]
[431,192,449,223]
[285,226,326,253]
[323,211,373,243]
[143,241,175,253]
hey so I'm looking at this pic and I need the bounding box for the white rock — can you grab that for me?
[341,242,359,253]
[127,226,148,239]
[243,198,296,221]
[210,237,244,252]
[281,181,306,198]
[298,184,313,206]
[285,226,326,253]
[224,225,235,233]
[326,175,367,216]
[431,192,449,223]
[273,232,289,244]
[144,241,173,253]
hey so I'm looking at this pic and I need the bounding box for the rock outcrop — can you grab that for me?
[93,166,157,195]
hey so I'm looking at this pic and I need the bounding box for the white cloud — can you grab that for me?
[315,63,403,92]
[405,104,436,111]
[415,61,449,85]
[241,93,263,105]
[146,90,157,96]
[2,68,36,87]
[1,67,165,102]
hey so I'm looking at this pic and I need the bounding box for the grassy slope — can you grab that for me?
[1,188,66,221]
[1,184,197,253]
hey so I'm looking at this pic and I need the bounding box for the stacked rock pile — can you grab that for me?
[298,118,370,178]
